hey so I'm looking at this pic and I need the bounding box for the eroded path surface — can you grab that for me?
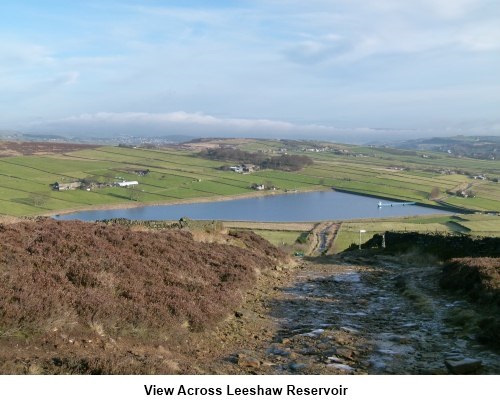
[211,255,500,375]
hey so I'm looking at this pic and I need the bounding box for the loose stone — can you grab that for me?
[445,358,482,374]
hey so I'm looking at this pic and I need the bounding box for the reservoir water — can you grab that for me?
[56,191,452,222]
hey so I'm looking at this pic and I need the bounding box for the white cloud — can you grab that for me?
[321,0,482,20]
[43,111,329,132]
[0,42,53,63]
[285,34,349,64]
[279,0,498,65]
[50,71,80,86]
[422,0,480,19]
[24,111,500,140]
[0,42,55,74]
[458,20,500,50]
[2,1,499,137]
[24,111,370,140]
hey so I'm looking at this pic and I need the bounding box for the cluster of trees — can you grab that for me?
[429,187,440,199]
[199,148,313,171]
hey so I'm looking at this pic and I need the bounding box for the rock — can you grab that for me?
[400,322,418,329]
[387,334,409,343]
[327,363,355,373]
[341,326,360,334]
[445,358,482,374]
[301,329,325,338]
[289,362,307,371]
[455,339,468,349]
[327,355,343,363]
[300,347,318,356]
[320,349,338,358]
[316,342,331,350]
[336,347,356,361]
[266,346,291,356]
[333,335,351,345]
[443,352,462,361]
[238,355,261,369]
[377,348,397,355]
[369,360,387,370]
[418,353,439,361]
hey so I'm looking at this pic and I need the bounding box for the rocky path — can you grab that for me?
[206,255,500,375]
[307,222,339,255]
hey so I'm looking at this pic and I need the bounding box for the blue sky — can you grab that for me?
[1,0,499,140]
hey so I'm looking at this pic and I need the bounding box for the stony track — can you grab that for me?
[200,254,500,375]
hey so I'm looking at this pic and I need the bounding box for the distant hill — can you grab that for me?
[0,130,196,145]
[389,136,499,160]
[0,130,24,139]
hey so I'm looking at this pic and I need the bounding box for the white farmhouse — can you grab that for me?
[117,180,139,187]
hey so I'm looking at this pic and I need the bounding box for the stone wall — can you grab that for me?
[361,232,500,259]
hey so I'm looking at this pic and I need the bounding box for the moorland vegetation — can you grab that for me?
[0,218,289,374]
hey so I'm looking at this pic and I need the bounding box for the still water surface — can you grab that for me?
[56,191,452,222]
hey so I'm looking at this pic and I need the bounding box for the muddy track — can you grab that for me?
[307,222,340,256]
[201,254,500,375]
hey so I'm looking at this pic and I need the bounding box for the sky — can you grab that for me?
[1,0,499,141]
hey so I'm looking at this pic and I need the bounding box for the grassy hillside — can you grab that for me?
[0,139,499,216]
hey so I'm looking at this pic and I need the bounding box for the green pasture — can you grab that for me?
[332,220,452,253]
[444,196,500,211]
[450,214,500,234]
[0,140,499,216]
[250,230,303,247]
[457,221,500,233]
[331,213,500,253]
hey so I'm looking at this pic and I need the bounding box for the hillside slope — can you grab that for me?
[0,219,289,374]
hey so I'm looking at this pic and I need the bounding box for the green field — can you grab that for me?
[251,230,304,247]
[451,214,500,234]
[225,213,500,253]
[0,140,499,217]
[331,214,500,253]
[331,219,452,253]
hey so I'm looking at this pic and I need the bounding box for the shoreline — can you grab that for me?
[331,186,469,213]
[36,186,462,225]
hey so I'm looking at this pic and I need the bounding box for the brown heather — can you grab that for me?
[440,257,500,347]
[441,257,500,305]
[0,218,288,373]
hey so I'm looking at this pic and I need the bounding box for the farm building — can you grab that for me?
[52,181,82,191]
[242,164,258,172]
[230,164,259,173]
[117,180,139,187]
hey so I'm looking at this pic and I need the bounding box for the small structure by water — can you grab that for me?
[378,201,416,208]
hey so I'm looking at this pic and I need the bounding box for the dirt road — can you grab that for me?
[307,222,339,255]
